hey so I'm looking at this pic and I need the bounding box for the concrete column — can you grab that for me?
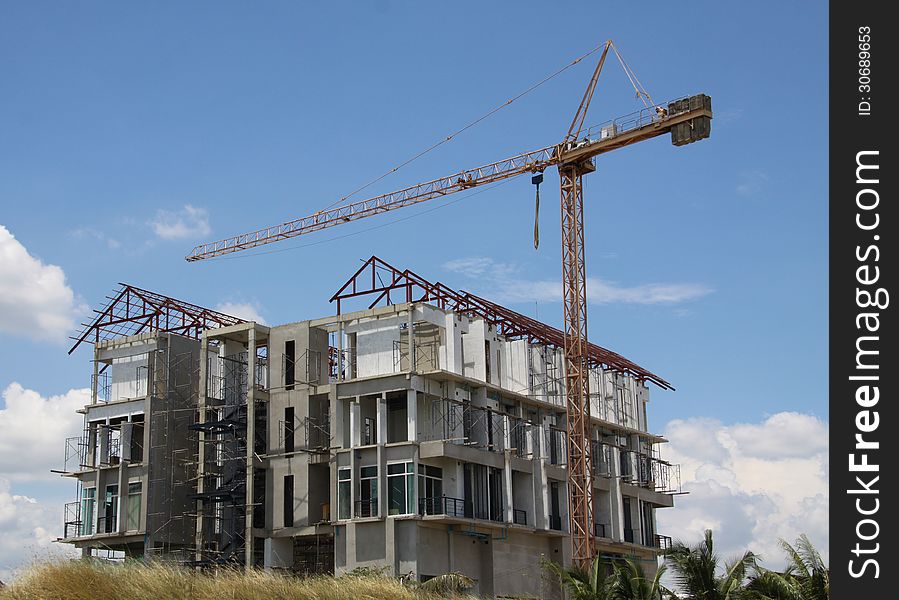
[406,390,417,442]
[121,421,133,463]
[99,422,110,464]
[116,448,127,533]
[350,398,361,447]
[385,511,396,573]
[533,461,548,530]
[91,357,99,406]
[536,422,546,460]
[377,392,388,445]
[502,415,511,451]
[503,454,513,524]
[245,327,257,569]
[377,445,387,518]
[447,526,455,572]
[411,446,420,515]
[346,522,357,567]
[349,446,358,517]
[332,390,344,449]
[194,335,210,561]
[337,321,345,382]
[609,446,624,542]
[407,305,416,372]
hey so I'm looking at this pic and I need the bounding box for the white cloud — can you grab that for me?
[69,227,121,250]
[0,383,85,580]
[0,383,88,482]
[0,477,78,583]
[149,204,211,240]
[214,302,268,325]
[736,170,769,197]
[658,412,829,570]
[443,257,713,305]
[0,225,88,343]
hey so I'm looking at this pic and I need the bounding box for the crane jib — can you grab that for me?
[185,96,711,262]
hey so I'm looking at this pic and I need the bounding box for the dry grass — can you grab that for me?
[0,560,470,600]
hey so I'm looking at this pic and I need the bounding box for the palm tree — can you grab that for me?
[746,535,829,600]
[664,529,756,599]
[543,556,613,600]
[608,559,668,600]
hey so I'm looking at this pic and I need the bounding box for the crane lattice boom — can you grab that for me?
[186,100,710,262]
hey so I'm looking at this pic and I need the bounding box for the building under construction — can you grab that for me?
[59,256,681,598]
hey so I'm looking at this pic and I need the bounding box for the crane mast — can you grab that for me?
[185,42,712,569]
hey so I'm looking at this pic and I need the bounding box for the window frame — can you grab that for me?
[386,461,415,516]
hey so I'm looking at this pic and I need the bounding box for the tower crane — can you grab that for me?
[185,40,712,568]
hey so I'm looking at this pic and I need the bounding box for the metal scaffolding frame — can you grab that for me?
[145,347,200,558]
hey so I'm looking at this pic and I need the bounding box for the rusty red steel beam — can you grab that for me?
[69,284,247,354]
[329,256,672,390]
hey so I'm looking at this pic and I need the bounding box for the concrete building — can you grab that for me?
[59,257,680,598]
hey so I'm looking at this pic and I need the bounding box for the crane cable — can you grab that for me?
[608,42,655,109]
[315,43,607,215]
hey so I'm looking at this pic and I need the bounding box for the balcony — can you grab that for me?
[418,496,504,523]
[421,399,535,455]
[63,501,83,539]
[419,496,469,519]
[655,534,673,550]
[513,509,528,526]
[591,441,612,477]
[623,450,683,494]
[545,427,567,466]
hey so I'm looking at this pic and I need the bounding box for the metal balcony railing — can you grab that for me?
[93,371,111,403]
[513,509,528,526]
[591,441,612,477]
[546,427,567,465]
[64,434,89,472]
[63,501,83,538]
[419,496,470,519]
[655,534,673,550]
[594,523,608,538]
[354,499,378,518]
[421,398,513,454]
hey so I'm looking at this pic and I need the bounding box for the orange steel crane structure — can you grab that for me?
[185,40,712,567]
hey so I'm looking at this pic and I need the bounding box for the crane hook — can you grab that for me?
[532,173,544,249]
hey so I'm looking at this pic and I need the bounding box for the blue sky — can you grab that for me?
[0,1,828,577]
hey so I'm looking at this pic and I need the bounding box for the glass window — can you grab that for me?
[80,487,96,536]
[103,485,119,533]
[337,468,351,520]
[126,482,141,531]
[359,465,378,517]
[387,462,414,515]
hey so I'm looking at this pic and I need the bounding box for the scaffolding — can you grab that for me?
[145,346,200,559]
[191,350,250,567]
[192,342,268,568]
[528,343,564,406]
